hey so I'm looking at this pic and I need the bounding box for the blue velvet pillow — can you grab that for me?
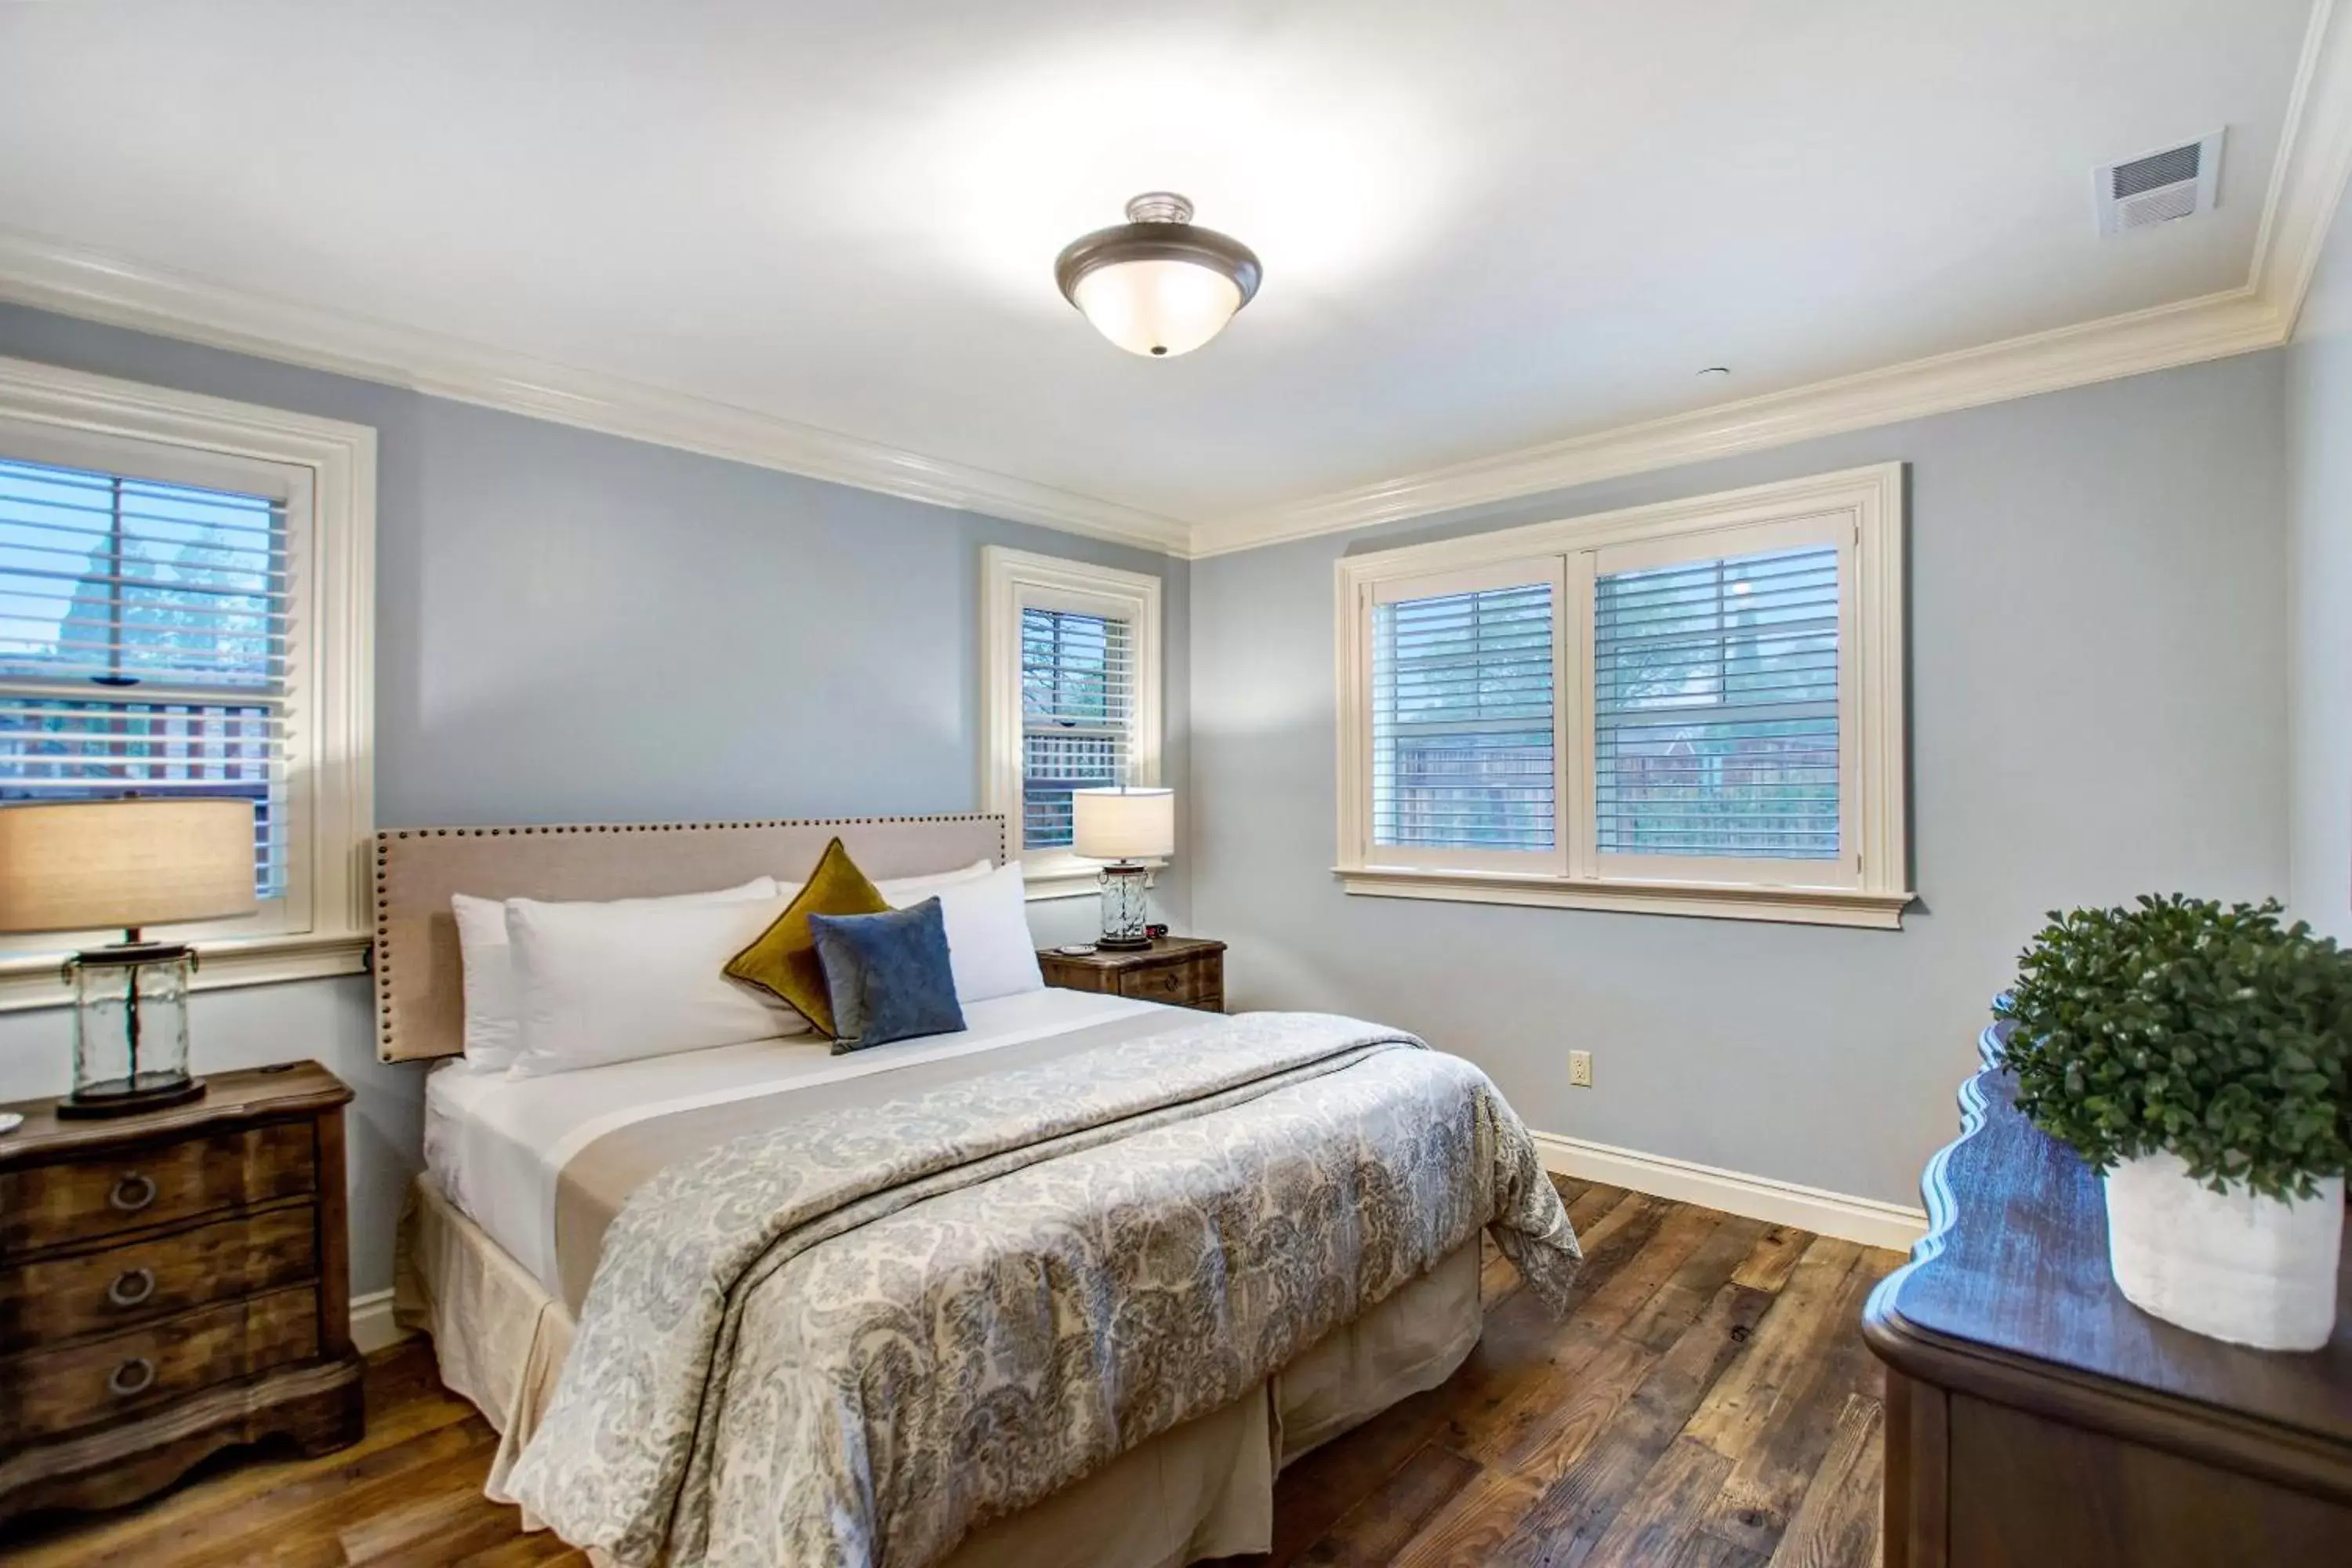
[808,898,965,1052]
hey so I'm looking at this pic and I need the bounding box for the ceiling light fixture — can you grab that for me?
[1055,193,1262,358]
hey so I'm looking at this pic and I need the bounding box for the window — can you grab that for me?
[982,547,1162,898]
[1591,536,1844,877]
[1368,560,1565,873]
[0,459,289,895]
[1336,465,1908,927]
[0,355,375,1004]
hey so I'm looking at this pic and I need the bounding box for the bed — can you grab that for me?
[380,815,1578,1568]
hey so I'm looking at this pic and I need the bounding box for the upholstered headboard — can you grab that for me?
[371,814,1007,1063]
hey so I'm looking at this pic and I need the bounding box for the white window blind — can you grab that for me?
[1371,580,1556,852]
[0,456,287,897]
[1593,544,1839,861]
[1020,604,1133,851]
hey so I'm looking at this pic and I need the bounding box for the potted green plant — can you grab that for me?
[2002,895,2351,1351]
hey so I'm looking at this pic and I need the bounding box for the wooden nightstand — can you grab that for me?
[1038,936,1225,1013]
[0,1062,365,1524]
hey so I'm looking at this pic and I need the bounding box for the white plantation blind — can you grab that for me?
[1372,580,1556,852]
[0,456,289,898]
[1021,605,1134,851]
[1593,544,1839,861]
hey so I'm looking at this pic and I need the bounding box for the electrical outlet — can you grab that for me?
[1569,1050,1593,1088]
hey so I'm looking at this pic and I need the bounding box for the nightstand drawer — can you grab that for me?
[0,1204,318,1352]
[1121,959,1218,1007]
[0,1284,321,1444]
[0,1120,317,1258]
[1040,938,1226,1014]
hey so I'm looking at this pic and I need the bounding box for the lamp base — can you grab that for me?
[1094,862,1152,950]
[56,1074,206,1120]
[63,938,201,1120]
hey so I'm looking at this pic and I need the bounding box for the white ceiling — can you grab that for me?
[0,1,2325,530]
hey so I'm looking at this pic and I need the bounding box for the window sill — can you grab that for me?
[1335,866,1913,930]
[0,931,372,1013]
[1024,871,1102,902]
[1022,862,1166,903]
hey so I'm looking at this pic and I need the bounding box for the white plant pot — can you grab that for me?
[2103,1151,2343,1352]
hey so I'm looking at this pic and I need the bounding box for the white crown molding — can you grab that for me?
[2268,0,2352,332]
[0,1,2345,562]
[1190,287,2285,556]
[0,231,1192,556]
[1191,0,2352,558]
[3,234,2289,569]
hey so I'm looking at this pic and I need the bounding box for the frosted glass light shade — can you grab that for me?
[0,797,258,935]
[1073,787,1175,862]
[1072,260,1244,358]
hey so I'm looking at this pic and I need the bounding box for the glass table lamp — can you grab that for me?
[1072,786,1174,951]
[0,798,257,1117]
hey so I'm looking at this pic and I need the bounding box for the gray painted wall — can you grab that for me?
[1189,351,2290,1208]
[0,302,1190,1296]
[2289,207,2352,944]
[0,295,2307,1279]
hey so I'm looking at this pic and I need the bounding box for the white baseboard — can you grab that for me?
[349,1287,410,1355]
[1532,1131,1927,1253]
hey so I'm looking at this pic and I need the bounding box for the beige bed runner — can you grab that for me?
[552,1009,1191,1310]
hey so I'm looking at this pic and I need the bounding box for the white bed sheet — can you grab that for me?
[423,986,1173,1295]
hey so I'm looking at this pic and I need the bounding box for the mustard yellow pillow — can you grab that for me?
[724,837,888,1036]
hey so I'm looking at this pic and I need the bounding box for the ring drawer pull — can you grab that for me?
[107,1267,157,1308]
[107,1356,157,1398]
[108,1173,158,1213]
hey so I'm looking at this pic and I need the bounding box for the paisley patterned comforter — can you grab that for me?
[506,1011,1581,1567]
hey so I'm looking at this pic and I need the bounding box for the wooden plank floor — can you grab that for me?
[5,1179,1904,1567]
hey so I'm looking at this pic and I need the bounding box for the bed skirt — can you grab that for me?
[395,1176,1483,1568]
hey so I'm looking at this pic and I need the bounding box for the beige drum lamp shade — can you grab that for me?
[0,798,259,935]
[1072,787,1175,863]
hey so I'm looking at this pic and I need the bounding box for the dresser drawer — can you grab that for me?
[0,1203,318,1353]
[0,1284,321,1444]
[1118,955,1221,1009]
[0,1120,317,1258]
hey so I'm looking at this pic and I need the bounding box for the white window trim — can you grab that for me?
[981,546,1163,902]
[0,354,376,1009]
[1335,463,1910,930]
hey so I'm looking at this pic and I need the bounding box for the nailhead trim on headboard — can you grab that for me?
[370,814,1007,1062]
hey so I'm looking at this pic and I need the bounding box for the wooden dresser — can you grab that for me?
[0,1062,365,1524]
[1864,1014,2352,1566]
[1037,935,1225,1012]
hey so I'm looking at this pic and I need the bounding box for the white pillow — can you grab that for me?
[875,858,993,902]
[450,876,779,1073]
[889,859,1044,1004]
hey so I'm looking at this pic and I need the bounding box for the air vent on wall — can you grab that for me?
[2094,130,2224,236]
